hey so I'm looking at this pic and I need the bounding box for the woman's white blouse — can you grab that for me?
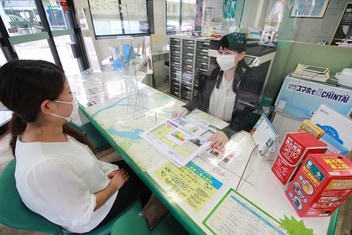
[209,73,236,122]
[15,136,119,233]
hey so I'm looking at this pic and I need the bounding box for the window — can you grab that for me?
[88,0,153,38]
[166,0,198,34]
[0,46,6,65]
[167,0,229,35]
[0,0,89,76]
[2,1,43,36]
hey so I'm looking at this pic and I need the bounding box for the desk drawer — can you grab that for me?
[182,40,195,48]
[170,38,181,45]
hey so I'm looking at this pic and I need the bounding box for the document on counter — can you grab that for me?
[152,161,223,212]
[140,117,215,167]
[203,189,287,235]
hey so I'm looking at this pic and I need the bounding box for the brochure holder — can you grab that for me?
[235,144,259,191]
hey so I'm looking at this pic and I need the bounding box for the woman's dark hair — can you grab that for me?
[0,60,94,155]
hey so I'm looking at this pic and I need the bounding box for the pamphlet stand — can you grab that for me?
[209,131,260,190]
[235,144,259,191]
[124,46,157,123]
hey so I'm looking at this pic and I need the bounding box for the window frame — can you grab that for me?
[87,0,154,38]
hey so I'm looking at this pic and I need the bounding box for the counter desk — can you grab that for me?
[68,71,338,235]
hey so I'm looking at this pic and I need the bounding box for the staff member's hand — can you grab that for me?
[208,131,228,148]
[172,107,189,119]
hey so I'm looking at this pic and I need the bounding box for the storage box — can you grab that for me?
[310,104,352,150]
[319,133,349,155]
[297,119,325,139]
[271,132,327,186]
[285,153,352,217]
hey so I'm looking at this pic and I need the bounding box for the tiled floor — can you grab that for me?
[1,84,351,235]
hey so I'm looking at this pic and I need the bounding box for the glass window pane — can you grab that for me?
[88,0,149,37]
[14,39,55,62]
[0,1,70,36]
[89,0,122,36]
[166,0,181,34]
[42,0,70,30]
[54,35,81,77]
[0,1,43,36]
[14,37,80,77]
[121,0,148,34]
[181,0,196,32]
[0,107,12,127]
[166,0,197,34]
[0,47,7,66]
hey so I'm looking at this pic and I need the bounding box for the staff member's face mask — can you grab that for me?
[216,53,236,71]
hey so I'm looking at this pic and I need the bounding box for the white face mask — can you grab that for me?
[50,97,79,122]
[216,54,236,71]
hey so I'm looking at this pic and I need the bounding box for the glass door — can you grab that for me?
[0,0,88,76]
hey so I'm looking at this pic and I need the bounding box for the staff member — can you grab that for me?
[172,32,263,147]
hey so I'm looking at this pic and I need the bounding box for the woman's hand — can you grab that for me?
[208,131,228,148]
[172,107,189,119]
[94,169,130,210]
[108,169,130,190]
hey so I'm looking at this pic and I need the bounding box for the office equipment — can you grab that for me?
[303,65,329,74]
[291,64,330,82]
[335,68,352,88]
[273,76,352,143]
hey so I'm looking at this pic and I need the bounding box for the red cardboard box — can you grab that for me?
[272,132,327,186]
[285,153,352,217]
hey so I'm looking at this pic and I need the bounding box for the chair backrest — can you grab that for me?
[0,159,62,234]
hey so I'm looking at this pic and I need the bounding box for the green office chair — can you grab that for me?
[0,158,142,235]
[111,208,190,235]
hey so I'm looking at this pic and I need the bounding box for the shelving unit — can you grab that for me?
[169,36,210,101]
[331,2,352,46]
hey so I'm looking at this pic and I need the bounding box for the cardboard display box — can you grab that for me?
[272,132,327,186]
[285,153,352,217]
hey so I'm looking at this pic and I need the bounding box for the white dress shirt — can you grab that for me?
[209,73,236,122]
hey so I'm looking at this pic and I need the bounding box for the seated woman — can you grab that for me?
[172,32,263,147]
[0,60,167,233]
